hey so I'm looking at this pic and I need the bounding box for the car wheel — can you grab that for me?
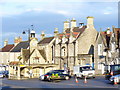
[65,76,69,80]
[48,78,52,82]
[74,74,77,78]
[93,76,95,78]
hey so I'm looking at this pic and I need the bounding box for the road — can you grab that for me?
[1,76,120,89]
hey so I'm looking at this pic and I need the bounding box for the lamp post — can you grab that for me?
[22,28,31,78]
[65,38,69,68]
[73,41,76,66]
[59,40,62,69]
[22,29,30,66]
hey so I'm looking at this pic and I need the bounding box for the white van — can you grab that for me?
[73,65,95,78]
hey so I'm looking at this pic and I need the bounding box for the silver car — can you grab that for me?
[109,74,120,83]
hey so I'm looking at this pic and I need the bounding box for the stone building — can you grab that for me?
[52,16,98,74]
[109,26,120,64]
[2,16,119,78]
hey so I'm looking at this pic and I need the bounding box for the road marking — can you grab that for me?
[38,81,117,88]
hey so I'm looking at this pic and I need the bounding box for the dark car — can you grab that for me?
[39,71,70,81]
[3,71,9,78]
[50,70,68,74]
[0,71,9,78]
[104,64,120,80]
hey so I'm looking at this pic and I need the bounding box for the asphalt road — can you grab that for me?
[1,76,120,89]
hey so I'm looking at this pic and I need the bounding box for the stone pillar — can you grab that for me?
[8,66,11,79]
[17,66,20,80]
[44,67,45,74]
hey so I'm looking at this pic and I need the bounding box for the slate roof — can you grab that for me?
[38,37,54,44]
[38,49,47,60]
[10,41,29,52]
[9,61,22,65]
[22,49,30,62]
[22,49,47,62]
[1,44,14,52]
[101,31,112,48]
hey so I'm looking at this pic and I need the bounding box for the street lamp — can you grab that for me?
[73,41,76,66]
[22,29,30,66]
[65,38,69,68]
[22,28,31,78]
[58,40,62,69]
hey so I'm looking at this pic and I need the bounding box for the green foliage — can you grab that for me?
[17,55,22,60]
[55,73,58,78]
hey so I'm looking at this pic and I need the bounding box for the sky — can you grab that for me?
[0,0,119,48]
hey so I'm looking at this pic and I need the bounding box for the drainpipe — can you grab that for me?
[73,41,76,66]
[59,41,62,69]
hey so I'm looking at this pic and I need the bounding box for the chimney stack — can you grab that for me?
[107,27,110,34]
[71,18,76,28]
[4,39,8,46]
[64,19,69,31]
[87,16,94,28]
[14,36,22,46]
[54,28,59,37]
[40,31,45,40]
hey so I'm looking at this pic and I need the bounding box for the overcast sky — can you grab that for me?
[0,0,119,48]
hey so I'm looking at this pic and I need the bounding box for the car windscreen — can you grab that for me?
[110,65,120,71]
[80,66,92,71]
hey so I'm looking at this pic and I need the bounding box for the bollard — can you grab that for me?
[75,77,79,83]
[84,76,87,83]
[114,77,118,85]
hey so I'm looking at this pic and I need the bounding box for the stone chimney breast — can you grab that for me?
[87,16,94,28]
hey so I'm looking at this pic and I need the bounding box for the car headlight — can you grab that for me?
[83,73,88,75]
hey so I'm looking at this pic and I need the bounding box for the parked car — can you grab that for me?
[50,70,68,74]
[0,71,9,78]
[104,64,120,80]
[0,71,4,78]
[109,74,120,83]
[73,65,95,78]
[39,71,71,81]
[3,71,9,78]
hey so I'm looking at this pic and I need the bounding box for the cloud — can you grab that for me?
[103,12,111,15]
[25,8,43,12]
[36,33,53,39]
[57,10,70,16]
[1,0,119,3]
[0,32,23,38]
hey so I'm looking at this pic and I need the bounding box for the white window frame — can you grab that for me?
[98,44,102,55]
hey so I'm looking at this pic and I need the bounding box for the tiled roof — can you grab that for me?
[38,37,54,44]
[9,61,22,65]
[65,28,70,33]
[101,31,112,37]
[1,44,14,52]
[10,41,29,52]
[58,26,87,39]
[75,25,87,39]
